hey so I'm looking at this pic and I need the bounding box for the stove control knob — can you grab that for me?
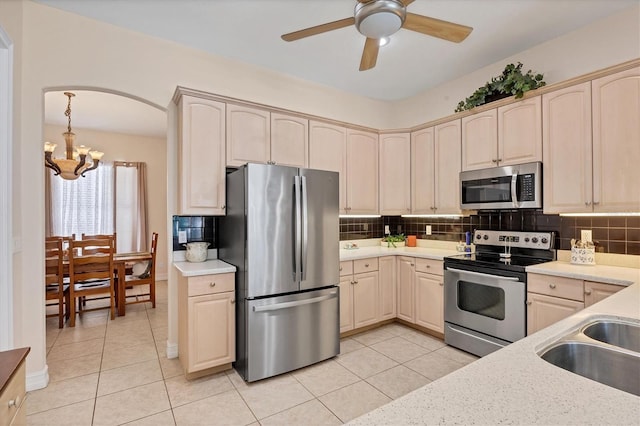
[483,235,489,240]
[476,234,482,240]
[541,237,548,244]
[531,237,539,243]
[524,237,530,243]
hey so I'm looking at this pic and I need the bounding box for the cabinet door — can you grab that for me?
[584,281,623,307]
[411,128,435,214]
[396,256,415,323]
[188,292,235,372]
[461,109,497,171]
[526,292,584,335]
[378,256,396,321]
[415,272,444,333]
[309,121,348,213]
[592,67,640,213]
[379,133,411,215]
[271,113,308,168]
[347,130,379,215]
[498,96,542,166]
[353,271,379,328]
[542,83,593,214]
[339,276,354,333]
[226,104,270,167]
[434,120,462,214]
[178,96,226,215]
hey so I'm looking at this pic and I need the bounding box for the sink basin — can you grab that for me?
[582,320,640,353]
[541,342,640,396]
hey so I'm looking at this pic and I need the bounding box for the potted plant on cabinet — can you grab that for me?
[381,234,406,248]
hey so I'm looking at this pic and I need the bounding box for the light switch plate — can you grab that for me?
[581,229,592,243]
[384,225,390,235]
[178,230,187,244]
[426,225,432,235]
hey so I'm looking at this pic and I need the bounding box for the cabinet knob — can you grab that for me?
[222,205,226,209]
[585,201,591,206]
[549,283,556,289]
[439,282,444,286]
[585,289,592,295]
[410,263,414,267]
[593,201,600,205]
[353,280,358,284]
[230,299,235,304]
[210,282,216,287]
[526,301,532,305]
[8,396,19,407]
[497,158,502,162]
[426,265,430,268]
[492,159,497,163]
[365,263,369,267]
[339,266,343,271]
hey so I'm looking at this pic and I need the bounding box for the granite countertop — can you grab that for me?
[173,259,236,277]
[340,246,460,262]
[527,261,640,286]
[350,277,640,425]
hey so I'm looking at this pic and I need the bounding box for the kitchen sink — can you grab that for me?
[541,342,640,396]
[539,318,640,396]
[582,320,640,353]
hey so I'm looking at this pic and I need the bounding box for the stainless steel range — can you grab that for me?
[444,230,555,357]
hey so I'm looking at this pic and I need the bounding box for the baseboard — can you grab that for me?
[26,365,49,391]
[156,272,168,281]
[166,340,178,359]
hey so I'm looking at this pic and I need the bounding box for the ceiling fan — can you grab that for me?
[281,0,473,71]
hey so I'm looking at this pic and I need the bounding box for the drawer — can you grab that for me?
[353,257,378,274]
[339,261,353,277]
[0,362,25,426]
[188,273,235,297]
[528,273,584,301]
[415,258,443,275]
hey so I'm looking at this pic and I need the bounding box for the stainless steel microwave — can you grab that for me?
[460,162,542,210]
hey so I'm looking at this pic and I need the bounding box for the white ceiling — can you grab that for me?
[37,0,638,136]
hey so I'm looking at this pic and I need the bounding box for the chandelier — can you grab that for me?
[44,92,104,180]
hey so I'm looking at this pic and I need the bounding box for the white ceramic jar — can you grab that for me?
[184,242,210,262]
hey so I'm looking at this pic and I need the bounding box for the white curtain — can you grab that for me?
[50,162,114,237]
[115,162,148,253]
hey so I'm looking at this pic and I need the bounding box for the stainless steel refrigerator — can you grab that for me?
[218,163,340,382]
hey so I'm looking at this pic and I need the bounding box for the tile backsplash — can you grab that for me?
[172,215,215,251]
[340,212,640,255]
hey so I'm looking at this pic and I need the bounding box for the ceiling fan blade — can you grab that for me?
[359,37,379,71]
[403,12,473,43]
[401,0,415,6]
[281,17,355,42]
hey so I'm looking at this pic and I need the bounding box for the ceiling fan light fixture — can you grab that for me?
[379,36,390,47]
[355,0,406,39]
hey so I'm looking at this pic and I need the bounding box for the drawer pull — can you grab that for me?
[210,282,216,287]
[364,263,369,267]
[353,280,358,284]
[549,284,556,289]
[410,263,414,267]
[426,265,431,269]
[8,396,19,407]
[526,301,532,305]
[585,289,592,295]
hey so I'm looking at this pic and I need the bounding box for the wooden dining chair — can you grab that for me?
[81,233,116,254]
[45,237,69,328]
[68,237,116,327]
[119,232,158,310]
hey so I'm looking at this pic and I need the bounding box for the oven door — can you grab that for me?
[444,267,525,343]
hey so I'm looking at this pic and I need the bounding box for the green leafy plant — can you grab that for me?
[455,62,546,113]
[382,234,405,248]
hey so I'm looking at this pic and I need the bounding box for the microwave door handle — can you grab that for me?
[511,173,518,207]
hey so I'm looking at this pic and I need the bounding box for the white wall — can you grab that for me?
[44,124,169,279]
[389,5,640,128]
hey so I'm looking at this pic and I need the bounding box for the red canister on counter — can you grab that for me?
[407,235,417,247]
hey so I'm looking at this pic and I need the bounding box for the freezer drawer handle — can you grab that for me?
[252,292,337,312]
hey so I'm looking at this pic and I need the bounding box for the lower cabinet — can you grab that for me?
[379,256,397,320]
[415,271,444,333]
[396,256,415,322]
[178,273,236,374]
[0,348,29,426]
[584,280,623,306]
[396,256,444,334]
[526,292,584,335]
[339,258,380,333]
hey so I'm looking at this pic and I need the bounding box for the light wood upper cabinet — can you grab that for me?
[415,271,444,333]
[592,66,640,213]
[378,256,397,321]
[497,96,542,167]
[270,113,308,168]
[396,256,415,323]
[379,133,411,215]
[347,129,379,215]
[411,128,434,214]
[542,82,593,214]
[461,109,497,171]
[226,104,271,167]
[309,121,348,213]
[177,95,226,215]
[434,120,462,214]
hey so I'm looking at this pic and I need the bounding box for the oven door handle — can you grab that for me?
[446,267,521,282]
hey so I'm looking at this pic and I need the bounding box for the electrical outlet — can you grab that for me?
[384,225,390,235]
[363,223,368,231]
[426,225,432,235]
[178,230,187,244]
[581,229,592,243]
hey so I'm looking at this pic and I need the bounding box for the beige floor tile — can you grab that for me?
[55,323,106,345]
[124,409,176,425]
[165,371,234,408]
[25,398,94,425]
[369,336,428,363]
[318,380,391,423]
[339,338,364,355]
[106,317,151,333]
[376,323,414,336]
[434,345,479,365]
[159,356,184,379]
[45,329,60,349]
[236,374,314,420]
[151,326,168,343]
[26,373,98,415]
[401,329,447,351]
[336,347,397,379]
[172,389,256,426]
[226,368,248,390]
[404,351,466,381]
[47,352,103,383]
[104,328,154,350]
[98,359,163,396]
[46,338,104,362]
[72,312,109,328]
[350,327,395,346]
[292,359,360,397]
[93,381,170,426]
[259,399,341,426]
[101,341,159,371]
[366,365,431,399]
[109,309,149,324]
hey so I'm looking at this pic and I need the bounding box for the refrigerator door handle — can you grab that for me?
[300,175,309,282]
[294,175,302,283]
[252,291,338,312]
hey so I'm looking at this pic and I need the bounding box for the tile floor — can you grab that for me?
[31,281,478,425]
